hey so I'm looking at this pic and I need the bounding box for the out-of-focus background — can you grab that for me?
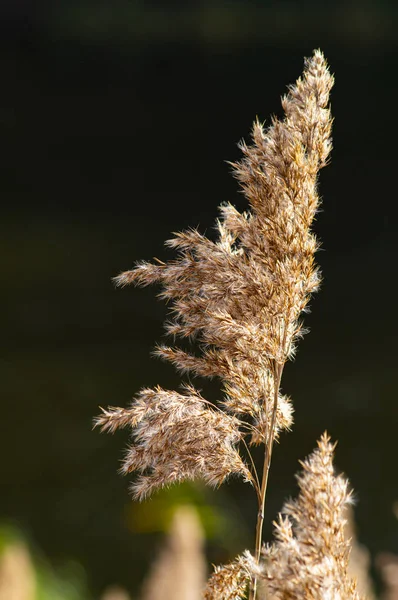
[1,0,398,598]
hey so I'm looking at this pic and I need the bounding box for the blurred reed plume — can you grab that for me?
[140,505,206,600]
[346,507,376,600]
[0,541,36,600]
[101,585,132,600]
[377,553,398,600]
[95,50,363,598]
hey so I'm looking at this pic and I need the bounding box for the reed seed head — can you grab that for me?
[104,51,334,478]
[261,434,362,600]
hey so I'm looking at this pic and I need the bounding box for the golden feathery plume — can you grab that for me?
[140,505,206,600]
[260,434,362,600]
[92,51,366,600]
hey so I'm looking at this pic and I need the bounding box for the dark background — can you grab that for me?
[1,0,398,596]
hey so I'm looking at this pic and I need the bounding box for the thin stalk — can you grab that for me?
[249,362,284,600]
[241,436,261,504]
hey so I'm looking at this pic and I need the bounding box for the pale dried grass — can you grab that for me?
[95,50,365,599]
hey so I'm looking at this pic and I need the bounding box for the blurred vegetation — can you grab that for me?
[0,525,89,600]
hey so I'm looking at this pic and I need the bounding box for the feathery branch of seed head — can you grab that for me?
[111,51,333,449]
[203,551,260,600]
[260,433,362,599]
[95,386,252,500]
[250,393,294,446]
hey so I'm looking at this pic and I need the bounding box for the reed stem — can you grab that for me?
[249,362,284,600]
